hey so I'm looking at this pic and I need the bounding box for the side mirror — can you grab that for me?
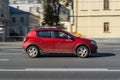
[68,36,74,41]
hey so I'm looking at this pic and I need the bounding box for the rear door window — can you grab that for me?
[37,30,52,38]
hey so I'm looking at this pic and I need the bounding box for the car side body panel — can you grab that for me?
[22,28,98,57]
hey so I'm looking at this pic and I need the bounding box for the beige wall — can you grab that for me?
[73,0,120,38]
[77,17,120,38]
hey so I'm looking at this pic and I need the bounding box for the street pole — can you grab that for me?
[2,27,5,42]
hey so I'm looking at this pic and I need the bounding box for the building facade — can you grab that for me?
[73,0,120,38]
[0,0,9,36]
[9,0,43,25]
[9,7,40,36]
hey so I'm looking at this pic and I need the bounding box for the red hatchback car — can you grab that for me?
[22,27,97,58]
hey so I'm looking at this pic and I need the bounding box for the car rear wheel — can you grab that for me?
[26,46,40,58]
[76,46,89,58]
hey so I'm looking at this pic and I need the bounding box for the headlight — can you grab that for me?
[91,40,97,45]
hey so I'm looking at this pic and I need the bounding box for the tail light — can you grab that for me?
[23,37,28,42]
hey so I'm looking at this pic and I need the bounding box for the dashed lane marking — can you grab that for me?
[113,49,120,51]
[0,59,9,61]
[0,53,22,55]
[0,68,120,72]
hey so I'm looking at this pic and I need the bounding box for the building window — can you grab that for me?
[17,6,19,9]
[37,0,41,3]
[1,14,4,17]
[13,1,16,4]
[12,17,16,23]
[36,7,40,13]
[20,17,24,23]
[104,0,109,10]
[29,7,32,12]
[104,22,109,32]
[28,0,34,3]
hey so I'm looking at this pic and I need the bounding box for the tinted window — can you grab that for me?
[12,17,16,23]
[37,31,52,38]
[20,17,24,23]
[54,31,70,39]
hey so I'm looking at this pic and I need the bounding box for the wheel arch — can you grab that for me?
[74,43,91,55]
[25,43,42,53]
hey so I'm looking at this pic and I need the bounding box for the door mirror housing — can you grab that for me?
[68,36,75,41]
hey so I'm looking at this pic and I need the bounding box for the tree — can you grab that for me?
[42,0,72,26]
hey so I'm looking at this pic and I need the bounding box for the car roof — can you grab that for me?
[35,27,62,31]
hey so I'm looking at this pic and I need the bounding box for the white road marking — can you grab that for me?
[113,49,120,51]
[25,68,120,72]
[99,46,120,48]
[25,68,108,72]
[0,59,9,61]
[0,68,120,72]
[0,53,22,55]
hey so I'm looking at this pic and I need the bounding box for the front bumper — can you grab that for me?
[90,44,98,53]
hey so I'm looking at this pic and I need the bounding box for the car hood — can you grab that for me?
[75,37,91,43]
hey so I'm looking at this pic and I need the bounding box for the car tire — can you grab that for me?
[26,46,40,58]
[76,46,89,58]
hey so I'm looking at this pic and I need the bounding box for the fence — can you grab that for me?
[0,36,24,42]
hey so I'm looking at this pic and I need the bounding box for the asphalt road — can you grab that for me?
[0,42,120,80]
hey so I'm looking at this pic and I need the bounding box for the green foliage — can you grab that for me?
[42,0,72,26]
[42,0,60,26]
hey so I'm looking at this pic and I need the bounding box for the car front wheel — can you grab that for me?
[76,46,89,58]
[26,46,40,58]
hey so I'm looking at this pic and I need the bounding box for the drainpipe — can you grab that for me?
[75,0,78,32]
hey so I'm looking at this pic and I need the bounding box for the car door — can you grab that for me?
[53,31,74,53]
[37,30,55,52]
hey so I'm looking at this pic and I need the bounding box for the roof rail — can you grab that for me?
[41,26,66,29]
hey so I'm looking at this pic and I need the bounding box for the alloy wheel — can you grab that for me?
[27,46,39,58]
[76,46,89,58]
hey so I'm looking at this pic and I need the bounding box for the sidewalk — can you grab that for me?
[92,38,120,44]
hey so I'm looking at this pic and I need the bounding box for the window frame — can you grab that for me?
[12,17,16,23]
[36,7,41,13]
[20,17,24,23]
[53,30,71,39]
[104,0,110,10]
[104,22,110,33]
[37,30,53,38]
